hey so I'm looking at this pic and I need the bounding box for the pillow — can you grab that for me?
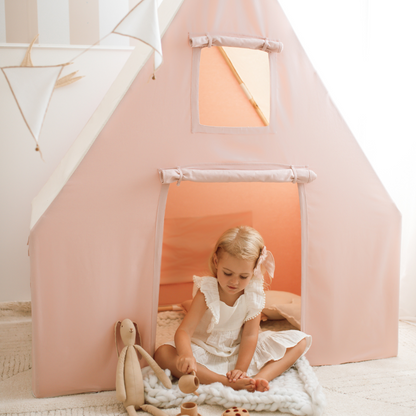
[262,290,301,329]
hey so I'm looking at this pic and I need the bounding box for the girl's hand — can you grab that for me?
[226,369,247,382]
[176,354,197,374]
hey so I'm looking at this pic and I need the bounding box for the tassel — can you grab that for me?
[35,144,45,162]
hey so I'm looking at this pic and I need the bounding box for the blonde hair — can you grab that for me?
[209,226,264,277]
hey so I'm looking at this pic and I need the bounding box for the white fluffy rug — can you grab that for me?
[153,311,325,415]
[143,357,324,415]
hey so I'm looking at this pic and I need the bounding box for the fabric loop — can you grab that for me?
[176,167,183,186]
[290,165,298,184]
[262,38,270,51]
[207,34,213,48]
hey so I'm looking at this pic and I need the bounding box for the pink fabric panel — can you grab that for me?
[29,0,400,398]
[30,159,162,397]
[189,35,283,53]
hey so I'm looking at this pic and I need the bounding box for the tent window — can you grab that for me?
[198,46,270,128]
[190,35,282,135]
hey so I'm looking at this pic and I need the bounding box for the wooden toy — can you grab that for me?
[222,407,249,416]
[178,371,200,396]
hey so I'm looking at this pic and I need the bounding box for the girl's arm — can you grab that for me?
[228,314,261,382]
[175,289,207,374]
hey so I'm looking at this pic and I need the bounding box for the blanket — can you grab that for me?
[143,356,325,416]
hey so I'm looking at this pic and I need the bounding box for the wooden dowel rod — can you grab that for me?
[158,304,183,312]
[217,46,269,126]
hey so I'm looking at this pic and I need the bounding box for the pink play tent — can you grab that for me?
[28,0,401,398]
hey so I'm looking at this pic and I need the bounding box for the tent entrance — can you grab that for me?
[159,182,301,305]
[151,165,315,345]
[158,181,302,307]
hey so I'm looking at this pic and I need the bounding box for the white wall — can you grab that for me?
[0,44,132,301]
[279,0,416,319]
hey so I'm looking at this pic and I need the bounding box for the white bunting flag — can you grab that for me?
[113,0,163,73]
[2,65,64,142]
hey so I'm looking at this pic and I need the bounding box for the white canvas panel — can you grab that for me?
[2,66,63,140]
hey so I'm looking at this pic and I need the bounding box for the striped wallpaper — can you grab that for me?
[0,0,143,46]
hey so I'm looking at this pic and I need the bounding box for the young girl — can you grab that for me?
[154,226,311,392]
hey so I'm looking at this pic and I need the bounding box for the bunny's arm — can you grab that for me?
[116,346,128,402]
[134,345,172,389]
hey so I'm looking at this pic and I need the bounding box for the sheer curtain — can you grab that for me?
[279,0,416,323]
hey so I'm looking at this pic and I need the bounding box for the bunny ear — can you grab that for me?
[133,321,142,347]
[114,321,122,358]
[132,321,143,360]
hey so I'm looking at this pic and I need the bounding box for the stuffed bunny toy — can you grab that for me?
[115,319,172,416]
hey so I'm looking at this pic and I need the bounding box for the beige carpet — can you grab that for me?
[1,303,415,416]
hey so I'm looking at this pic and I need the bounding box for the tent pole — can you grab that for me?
[217,46,269,126]
[158,304,183,312]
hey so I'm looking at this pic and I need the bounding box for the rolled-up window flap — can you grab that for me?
[189,35,284,53]
[158,166,317,185]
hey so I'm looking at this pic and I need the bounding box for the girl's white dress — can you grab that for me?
[166,275,312,377]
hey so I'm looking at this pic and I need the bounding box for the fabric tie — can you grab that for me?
[262,38,270,52]
[207,35,213,48]
[176,167,184,186]
[290,165,298,184]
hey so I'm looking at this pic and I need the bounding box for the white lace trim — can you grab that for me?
[193,275,265,329]
[193,276,220,333]
[244,278,265,323]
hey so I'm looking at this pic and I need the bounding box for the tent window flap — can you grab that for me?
[189,35,284,53]
[158,166,317,185]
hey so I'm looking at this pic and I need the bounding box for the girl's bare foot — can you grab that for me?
[253,378,269,392]
[226,377,256,392]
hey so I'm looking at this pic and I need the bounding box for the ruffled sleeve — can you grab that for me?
[193,276,221,333]
[243,277,265,323]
